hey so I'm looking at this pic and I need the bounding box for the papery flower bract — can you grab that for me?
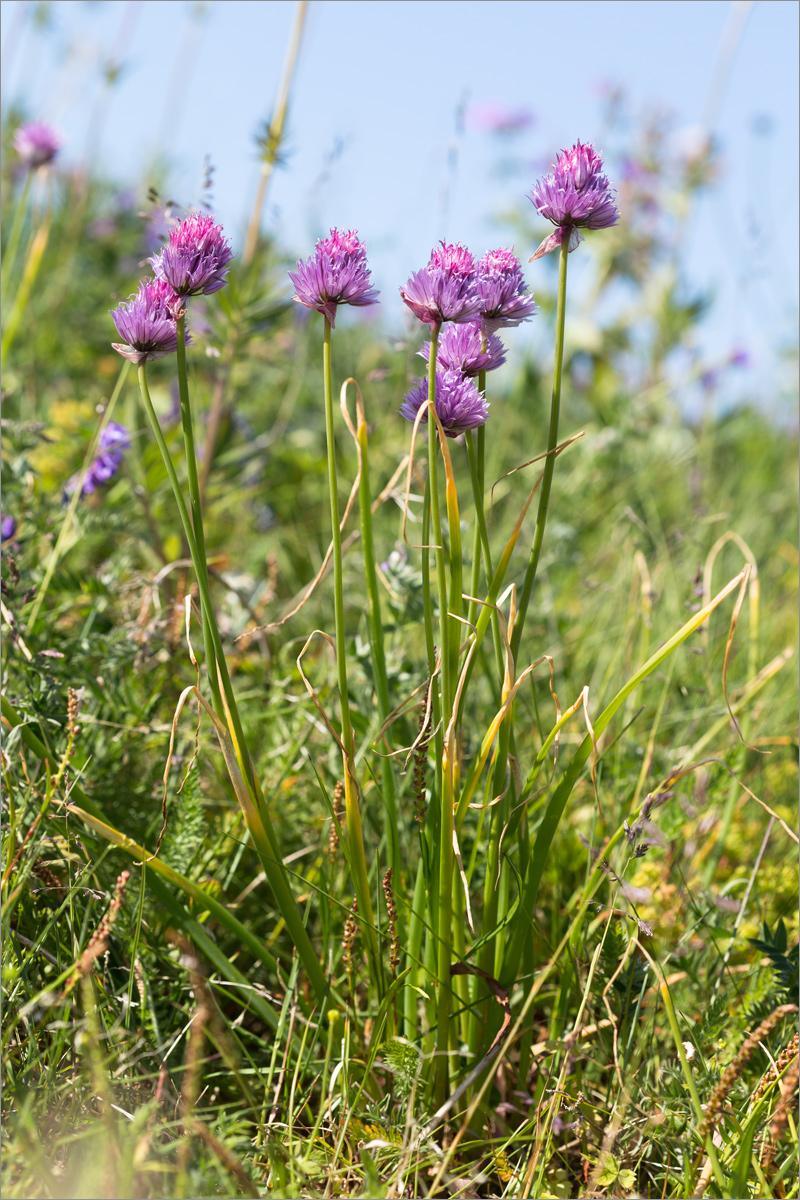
[151,213,234,300]
[399,369,488,437]
[110,279,191,364]
[13,121,61,169]
[419,322,506,376]
[1,515,17,542]
[399,241,481,327]
[477,247,537,333]
[528,140,619,260]
[289,228,379,327]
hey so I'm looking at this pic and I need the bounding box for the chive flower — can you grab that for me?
[399,369,488,437]
[477,247,537,332]
[419,321,506,376]
[110,278,191,364]
[399,241,481,327]
[150,213,234,301]
[528,140,619,260]
[289,227,379,327]
[13,121,61,169]
[1,515,17,543]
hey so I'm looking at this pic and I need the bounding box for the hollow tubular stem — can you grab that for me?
[175,312,222,714]
[322,319,381,994]
[137,363,328,1004]
[510,234,569,662]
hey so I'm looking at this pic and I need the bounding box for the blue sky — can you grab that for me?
[2,0,798,399]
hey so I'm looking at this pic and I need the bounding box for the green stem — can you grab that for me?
[1,203,52,369]
[660,980,727,1192]
[175,313,222,714]
[136,363,327,1003]
[0,172,33,295]
[421,473,443,802]
[427,324,454,1108]
[464,429,504,681]
[403,858,426,1038]
[466,399,486,632]
[427,325,450,719]
[355,408,400,892]
[510,234,569,663]
[322,319,381,993]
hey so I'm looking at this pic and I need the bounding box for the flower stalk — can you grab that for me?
[322,318,382,994]
[510,233,570,661]
[175,311,222,713]
[135,362,328,1004]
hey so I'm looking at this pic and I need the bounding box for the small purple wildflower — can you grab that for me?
[477,247,537,333]
[65,423,130,499]
[467,101,535,136]
[110,279,191,364]
[419,322,506,377]
[13,121,61,169]
[399,369,488,437]
[151,213,234,301]
[399,241,481,327]
[289,228,379,327]
[1,515,17,542]
[528,140,619,260]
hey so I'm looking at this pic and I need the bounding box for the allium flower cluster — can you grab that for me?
[400,242,481,327]
[400,244,536,436]
[399,370,488,437]
[13,121,61,169]
[151,213,234,300]
[111,213,234,363]
[419,322,506,377]
[528,140,619,259]
[111,279,191,364]
[66,423,130,499]
[289,228,379,327]
[477,248,537,333]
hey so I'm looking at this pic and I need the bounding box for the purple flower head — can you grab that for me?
[151,213,233,301]
[111,278,191,364]
[477,247,537,333]
[1,514,17,543]
[399,241,481,327]
[419,321,506,377]
[528,140,619,260]
[399,369,488,437]
[289,227,379,327]
[13,121,61,169]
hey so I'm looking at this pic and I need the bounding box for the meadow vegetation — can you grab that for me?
[1,72,798,1200]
